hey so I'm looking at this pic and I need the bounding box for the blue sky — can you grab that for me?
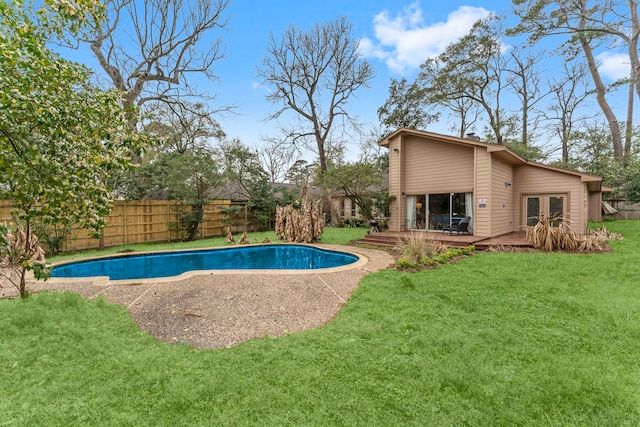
[68,0,632,160]
[217,0,513,152]
[210,0,631,158]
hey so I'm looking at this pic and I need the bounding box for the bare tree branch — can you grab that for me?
[258,16,375,176]
[80,0,230,128]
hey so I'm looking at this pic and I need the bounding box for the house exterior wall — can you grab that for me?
[513,164,586,232]
[388,135,402,230]
[473,147,491,237]
[402,136,474,194]
[490,157,516,236]
[589,191,602,222]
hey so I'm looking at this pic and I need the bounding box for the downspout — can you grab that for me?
[398,134,404,231]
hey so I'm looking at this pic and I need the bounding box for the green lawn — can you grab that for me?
[1,221,639,425]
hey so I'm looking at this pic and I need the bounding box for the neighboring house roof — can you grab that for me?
[380,128,602,191]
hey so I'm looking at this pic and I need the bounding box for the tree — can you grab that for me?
[324,163,384,220]
[77,0,231,128]
[258,16,375,176]
[0,0,146,297]
[505,48,547,147]
[214,138,267,199]
[123,150,222,239]
[285,160,317,186]
[144,102,225,154]
[544,62,594,164]
[417,16,509,145]
[377,78,438,133]
[258,137,300,183]
[511,0,638,166]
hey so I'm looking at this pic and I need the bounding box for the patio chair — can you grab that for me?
[432,213,443,230]
[445,216,471,235]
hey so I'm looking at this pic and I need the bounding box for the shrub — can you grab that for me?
[395,256,420,270]
[397,232,446,263]
[342,218,365,228]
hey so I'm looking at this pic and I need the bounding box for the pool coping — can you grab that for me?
[47,243,371,286]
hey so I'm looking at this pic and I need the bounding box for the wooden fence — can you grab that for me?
[0,199,254,252]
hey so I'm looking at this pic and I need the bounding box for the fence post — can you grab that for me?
[123,201,128,246]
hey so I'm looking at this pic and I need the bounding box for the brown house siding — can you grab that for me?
[589,191,602,222]
[403,136,474,194]
[473,148,491,237]
[388,136,402,231]
[491,158,516,236]
[514,165,583,231]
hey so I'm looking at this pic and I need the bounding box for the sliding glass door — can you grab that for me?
[406,192,473,231]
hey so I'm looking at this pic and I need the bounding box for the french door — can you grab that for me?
[525,194,565,226]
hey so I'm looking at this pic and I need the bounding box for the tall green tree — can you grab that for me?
[416,16,508,145]
[377,78,438,133]
[0,0,146,297]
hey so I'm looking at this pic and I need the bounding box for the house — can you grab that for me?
[380,128,604,237]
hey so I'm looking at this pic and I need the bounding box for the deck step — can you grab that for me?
[357,234,399,247]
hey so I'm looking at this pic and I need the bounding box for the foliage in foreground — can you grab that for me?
[0,226,49,297]
[1,0,146,297]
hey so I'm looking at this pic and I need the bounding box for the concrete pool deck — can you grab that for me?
[1,245,395,349]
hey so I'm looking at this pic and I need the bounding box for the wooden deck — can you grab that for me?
[357,230,531,250]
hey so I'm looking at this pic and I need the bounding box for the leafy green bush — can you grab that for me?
[342,218,365,228]
[395,256,420,269]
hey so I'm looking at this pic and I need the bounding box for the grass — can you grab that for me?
[1,221,639,425]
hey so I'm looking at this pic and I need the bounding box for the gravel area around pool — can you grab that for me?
[1,245,394,349]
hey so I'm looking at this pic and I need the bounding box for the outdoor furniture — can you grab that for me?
[432,213,444,230]
[445,216,471,235]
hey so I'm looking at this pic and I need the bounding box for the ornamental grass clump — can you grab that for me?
[398,232,446,264]
[395,233,452,269]
[526,217,623,252]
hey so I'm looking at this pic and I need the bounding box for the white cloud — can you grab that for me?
[597,51,631,81]
[361,2,491,74]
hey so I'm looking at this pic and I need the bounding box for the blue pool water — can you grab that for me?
[50,244,359,280]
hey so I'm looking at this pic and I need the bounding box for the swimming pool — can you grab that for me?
[50,244,360,281]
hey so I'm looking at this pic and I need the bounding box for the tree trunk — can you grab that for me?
[19,221,31,298]
[578,32,624,165]
[625,78,635,165]
[628,0,640,101]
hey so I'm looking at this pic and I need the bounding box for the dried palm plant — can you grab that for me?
[273,184,324,243]
[237,231,250,245]
[526,217,623,252]
[1,226,48,297]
